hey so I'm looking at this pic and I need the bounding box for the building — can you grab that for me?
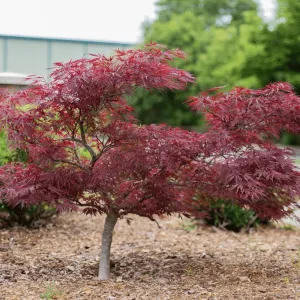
[0,34,132,83]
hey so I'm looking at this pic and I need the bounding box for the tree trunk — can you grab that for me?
[98,212,118,280]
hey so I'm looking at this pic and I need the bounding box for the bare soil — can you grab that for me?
[1,213,300,300]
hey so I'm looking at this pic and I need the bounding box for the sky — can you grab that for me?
[0,0,277,44]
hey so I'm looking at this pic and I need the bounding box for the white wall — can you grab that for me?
[0,38,3,72]
[87,44,115,57]
[0,36,132,80]
[7,39,48,78]
[51,42,86,64]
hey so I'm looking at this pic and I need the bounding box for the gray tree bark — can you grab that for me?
[98,212,118,280]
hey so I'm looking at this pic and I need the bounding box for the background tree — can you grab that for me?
[153,0,257,24]
[243,0,300,93]
[0,46,299,281]
[137,0,300,144]
[240,0,300,144]
[134,0,260,127]
[196,11,265,90]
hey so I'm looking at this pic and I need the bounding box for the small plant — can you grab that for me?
[40,283,63,299]
[202,199,269,232]
[284,277,290,284]
[184,266,195,276]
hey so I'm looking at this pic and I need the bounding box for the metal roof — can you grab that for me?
[0,34,133,47]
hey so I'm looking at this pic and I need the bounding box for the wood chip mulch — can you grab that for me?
[1,213,300,299]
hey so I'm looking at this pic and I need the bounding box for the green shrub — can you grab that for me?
[0,203,56,227]
[202,199,268,232]
[280,132,300,146]
[0,131,56,227]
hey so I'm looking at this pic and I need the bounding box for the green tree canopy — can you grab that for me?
[133,0,261,127]
[155,0,258,24]
[135,0,300,146]
[246,0,300,93]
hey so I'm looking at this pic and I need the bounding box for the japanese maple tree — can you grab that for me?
[0,44,299,280]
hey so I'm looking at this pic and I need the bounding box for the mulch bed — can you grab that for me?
[1,213,300,299]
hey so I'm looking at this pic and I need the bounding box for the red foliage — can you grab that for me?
[0,44,299,222]
[187,84,300,219]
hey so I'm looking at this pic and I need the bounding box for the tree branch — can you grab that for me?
[53,159,88,171]
[79,120,98,164]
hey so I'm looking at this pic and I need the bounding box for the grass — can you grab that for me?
[180,221,197,232]
[40,283,63,299]
[284,277,290,284]
[280,224,296,231]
